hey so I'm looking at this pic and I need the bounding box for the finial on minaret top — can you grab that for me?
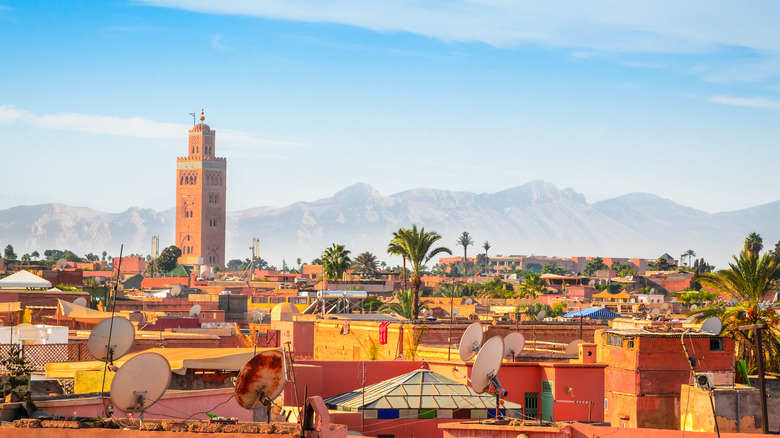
[200,108,205,122]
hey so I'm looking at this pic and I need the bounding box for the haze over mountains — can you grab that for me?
[0,181,776,269]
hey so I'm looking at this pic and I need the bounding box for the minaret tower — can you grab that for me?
[175,108,227,268]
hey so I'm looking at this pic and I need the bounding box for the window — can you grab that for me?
[710,338,723,351]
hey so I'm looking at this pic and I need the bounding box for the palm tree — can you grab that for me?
[322,243,351,281]
[388,228,410,289]
[31,251,39,261]
[351,252,379,279]
[482,241,491,273]
[685,249,696,267]
[437,283,464,298]
[519,272,547,298]
[692,251,780,372]
[457,231,473,264]
[387,225,452,319]
[381,289,428,320]
[744,232,763,257]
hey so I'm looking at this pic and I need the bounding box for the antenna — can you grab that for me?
[458,322,484,361]
[235,350,288,423]
[110,352,171,425]
[189,304,202,317]
[565,339,585,355]
[471,336,508,419]
[188,112,197,126]
[700,316,723,335]
[503,332,525,360]
[87,316,135,364]
[56,258,68,269]
[73,297,88,307]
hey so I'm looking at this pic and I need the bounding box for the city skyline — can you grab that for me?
[2,1,780,214]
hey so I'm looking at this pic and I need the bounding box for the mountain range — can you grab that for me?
[1,181,776,269]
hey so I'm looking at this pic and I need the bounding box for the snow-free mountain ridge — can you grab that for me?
[0,181,774,269]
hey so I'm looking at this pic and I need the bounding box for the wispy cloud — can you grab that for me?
[137,1,780,55]
[0,105,303,147]
[709,95,780,111]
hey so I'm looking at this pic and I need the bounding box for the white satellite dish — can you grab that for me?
[170,285,182,297]
[110,352,171,419]
[536,310,547,321]
[565,339,585,355]
[87,317,135,363]
[247,309,262,323]
[452,308,459,317]
[464,298,474,305]
[588,280,596,286]
[701,316,723,335]
[458,322,484,362]
[690,304,698,311]
[117,283,125,292]
[661,302,669,311]
[503,332,525,360]
[650,288,656,294]
[73,297,88,307]
[56,258,68,269]
[189,304,202,317]
[471,336,505,394]
[651,308,661,317]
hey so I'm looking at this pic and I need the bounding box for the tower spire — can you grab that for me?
[200,107,205,123]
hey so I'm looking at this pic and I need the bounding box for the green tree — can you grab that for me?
[101,251,107,262]
[85,253,99,262]
[542,263,567,276]
[226,259,243,271]
[381,289,429,320]
[515,303,553,320]
[482,241,491,272]
[361,296,384,312]
[387,225,452,319]
[351,252,379,279]
[582,257,608,276]
[519,272,547,298]
[322,243,351,281]
[157,245,182,273]
[20,254,30,263]
[684,249,697,267]
[31,251,39,261]
[3,245,16,261]
[457,231,473,264]
[744,232,763,257]
[691,251,780,373]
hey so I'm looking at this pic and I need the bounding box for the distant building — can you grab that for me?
[175,109,227,268]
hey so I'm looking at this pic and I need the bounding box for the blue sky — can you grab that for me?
[2,1,780,214]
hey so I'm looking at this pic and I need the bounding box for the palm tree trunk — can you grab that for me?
[412,274,422,319]
[402,256,407,290]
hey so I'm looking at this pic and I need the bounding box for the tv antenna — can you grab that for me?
[110,352,171,426]
[188,112,197,126]
[235,350,289,423]
[458,322,484,361]
[88,316,135,367]
[503,332,525,361]
[471,336,508,419]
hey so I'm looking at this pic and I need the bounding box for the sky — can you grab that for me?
[2,1,780,214]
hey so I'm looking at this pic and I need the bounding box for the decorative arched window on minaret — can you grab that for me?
[175,108,227,269]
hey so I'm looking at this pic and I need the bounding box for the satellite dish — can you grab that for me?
[235,350,287,418]
[503,332,525,359]
[110,352,171,416]
[565,339,586,355]
[73,297,88,307]
[247,309,262,323]
[464,298,474,305]
[690,304,698,311]
[701,317,723,335]
[117,283,125,292]
[651,308,661,317]
[452,308,459,317]
[588,280,596,286]
[56,258,68,269]
[88,317,135,362]
[471,336,505,394]
[665,309,673,317]
[661,303,669,311]
[458,322,484,361]
[171,285,182,297]
[650,288,656,294]
[189,304,202,317]
[536,310,547,321]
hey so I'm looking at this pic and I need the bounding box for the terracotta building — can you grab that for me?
[175,109,227,268]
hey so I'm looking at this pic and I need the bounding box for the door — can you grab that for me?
[524,392,539,420]
[541,380,553,421]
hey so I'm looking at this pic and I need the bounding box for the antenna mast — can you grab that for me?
[188,112,197,126]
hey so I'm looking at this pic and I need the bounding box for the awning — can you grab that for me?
[45,347,266,378]
[0,302,21,313]
[563,307,620,319]
[57,299,117,324]
[0,270,52,289]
